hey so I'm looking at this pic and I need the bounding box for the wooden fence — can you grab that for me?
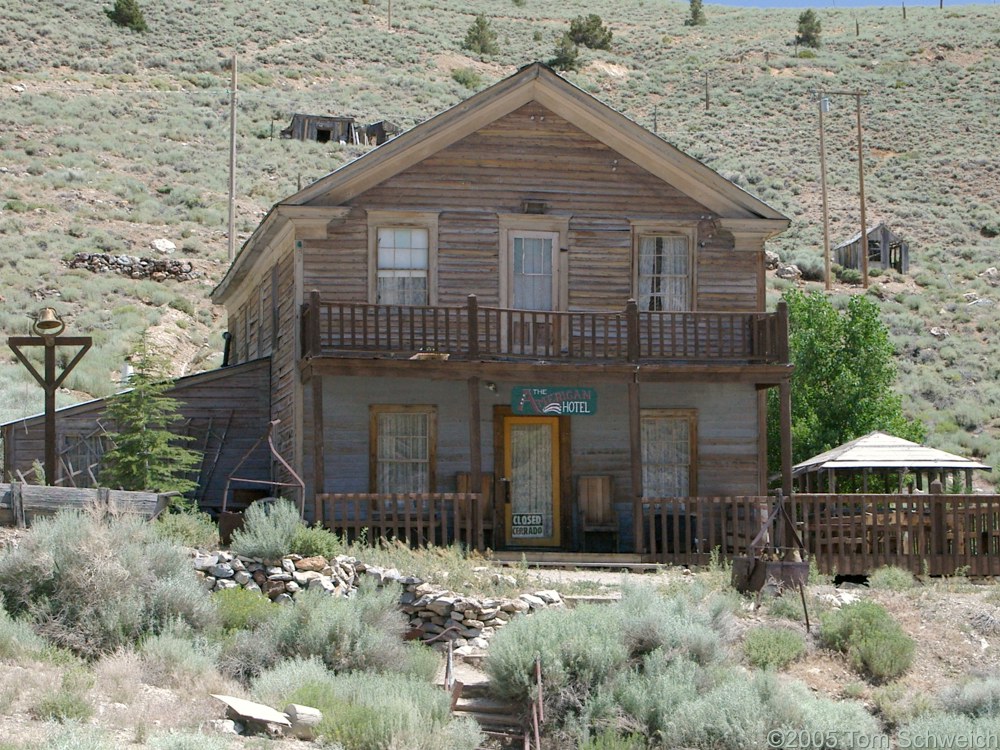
[0,482,169,527]
[315,493,483,550]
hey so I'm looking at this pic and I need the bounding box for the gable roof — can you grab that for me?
[215,62,789,302]
[793,431,991,476]
[833,222,907,251]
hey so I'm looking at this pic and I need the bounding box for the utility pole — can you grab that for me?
[818,94,831,291]
[652,104,658,135]
[855,92,869,288]
[704,72,710,110]
[228,53,238,262]
[388,0,392,30]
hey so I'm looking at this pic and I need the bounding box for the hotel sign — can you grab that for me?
[511,386,597,416]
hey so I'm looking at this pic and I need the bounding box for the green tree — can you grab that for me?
[796,9,822,48]
[106,0,148,32]
[550,32,581,72]
[461,14,499,57]
[568,14,612,50]
[685,0,707,27]
[767,290,924,479]
[100,340,201,498]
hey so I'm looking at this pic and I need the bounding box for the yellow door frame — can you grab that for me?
[503,415,561,547]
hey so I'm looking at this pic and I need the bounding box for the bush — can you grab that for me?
[0,601,49,661]
[819,601,915,682]
[0,509,215,658]
[154,510,219,550]
[900,714,999,749]
[744,626,806,670]
[939,676,1000,718]
[451,67,483,90]
[684,0,707,27]
[30,667,94,723]
[550,32,581,72]
[869,565,916,591]
[139,627,220,689]
[796,9,821,48]
[461,14,498,57]
[230,498,303,560]
[214,586,277,632]
[290,523,344,559]
[568,14,612,50]
[106,0,148,32]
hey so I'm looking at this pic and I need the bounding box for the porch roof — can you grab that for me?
[792,431,991,476]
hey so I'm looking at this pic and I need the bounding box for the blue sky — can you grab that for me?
[709,0,995,6]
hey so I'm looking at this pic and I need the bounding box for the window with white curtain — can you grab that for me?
[641,410,697,498]
[637,235,690,312]
[371,406,435,493]
[376,227,429,305]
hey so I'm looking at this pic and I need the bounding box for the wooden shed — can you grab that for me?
[834,222,909,274]
[281,114,359,145]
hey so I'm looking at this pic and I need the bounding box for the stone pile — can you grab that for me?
[67,251,198,282]
[192,550,562,655]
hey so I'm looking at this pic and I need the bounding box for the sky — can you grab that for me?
[708,0,995,6]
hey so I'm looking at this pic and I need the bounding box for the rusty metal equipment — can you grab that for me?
[731,491,811,630]
[221,419,305,517]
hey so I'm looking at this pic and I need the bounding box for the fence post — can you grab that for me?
[625,299,639,363]
[467,295,479,359]
[776,300,789,364]
[11,481,25,528]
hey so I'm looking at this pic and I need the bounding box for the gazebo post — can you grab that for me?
[965,468,972,493]
[862,468,869,493]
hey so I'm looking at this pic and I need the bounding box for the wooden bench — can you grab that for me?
[578,475,618,552]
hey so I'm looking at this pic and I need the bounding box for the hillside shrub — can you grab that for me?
[290,522,344,559]
[568,14,612,50]
[139,627,221,690]
[0,601,49,661]
[230,498,303,560]
[939,676,1000,718]
[869,565,916,591]
[0,509,215,658]
[796,9,821,48]
[461,14,498,57]
[30,667,94,723]
[154,510,219,550]
[819,601,915,682]
[685,0,707,26]
[106,0,148,32]
[550,33,581,72]
[744,626,806,670]
[451,67,483,89]
[214,586,277,632]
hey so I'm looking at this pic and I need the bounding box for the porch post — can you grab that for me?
[468,376,484,550]
[779,379,793,498]
[629,380,643,554]
[311,375,326,525]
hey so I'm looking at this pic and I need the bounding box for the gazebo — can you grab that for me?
[793,431,991,493]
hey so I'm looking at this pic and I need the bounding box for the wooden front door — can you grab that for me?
[503,415,561,547]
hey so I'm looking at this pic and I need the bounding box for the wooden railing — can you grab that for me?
[315,492,482,550]
[301,292,789,364]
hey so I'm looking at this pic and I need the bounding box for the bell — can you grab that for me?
[33,307,64,334]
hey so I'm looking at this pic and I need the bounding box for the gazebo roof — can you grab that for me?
[792,431,991,477]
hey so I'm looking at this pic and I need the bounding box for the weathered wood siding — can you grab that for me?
[1,360,272,512]
[298,103,758,314]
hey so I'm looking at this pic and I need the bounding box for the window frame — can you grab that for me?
[631,222,697,312]
[367,211,439,306]
[498,215,569,312]
[639,408,698,498]
[368,405,438,494]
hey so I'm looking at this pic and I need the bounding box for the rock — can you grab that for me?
[535,590,562,605]
[212,695,291,733]
[273,593,294,605]
[775,264,802,280]
[765,250,781,270]
[209,563,234,579]
[519,593,546,610]
[233,570,252,586]
[281,559,296,573]
[244,581,262,594]
[215,579,239,591]
[263,581,286,599]
[969,298,995,308]
[202,576,217,590]
[285,704,323,740]
[285,581,301,594]
[192,554,219,572]
[205,719,241,735]
[930,326,949,339]
[293,570,321,586]
[469,637,489,649]
[294,556,328,572]
[426,596,458,616]
[308,577,337,594]
[10,84,26,93]
[151,238,176,254]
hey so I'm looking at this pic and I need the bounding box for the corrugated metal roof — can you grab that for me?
[793,431,991,476]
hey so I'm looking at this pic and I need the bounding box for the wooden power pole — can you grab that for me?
[228,54,238,262]
[818,94,831,291]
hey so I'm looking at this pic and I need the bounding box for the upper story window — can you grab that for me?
[377,227,428,305]
[637,234,690,312]
[367,211,439,306]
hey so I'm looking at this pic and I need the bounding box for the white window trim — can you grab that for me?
[367,210,439,305]
[630,221,697,312]
[498,214,570,311]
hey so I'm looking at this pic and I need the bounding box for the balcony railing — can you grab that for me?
[301,293,789,365]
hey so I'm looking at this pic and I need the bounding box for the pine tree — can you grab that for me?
[796,9,822,49]
[461,14,499,57]
[100,340,201,498]
[567,14,612,50]
[550,32,581,72]
[685,0,707,27]
[106,0,149,33]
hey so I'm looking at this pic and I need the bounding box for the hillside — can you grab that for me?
[1,0,998,477]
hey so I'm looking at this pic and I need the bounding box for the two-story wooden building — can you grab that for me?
[212,63,794,554]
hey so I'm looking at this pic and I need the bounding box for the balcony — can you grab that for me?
[301,293,789,365]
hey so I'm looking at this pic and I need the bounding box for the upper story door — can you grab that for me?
[506,230,560,353]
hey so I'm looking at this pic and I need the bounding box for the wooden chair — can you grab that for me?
[577,475,618,552]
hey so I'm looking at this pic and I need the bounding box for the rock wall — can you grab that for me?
[67,252,198,282]
[193,551,562,657]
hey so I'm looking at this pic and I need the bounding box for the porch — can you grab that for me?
[300,293,789,365]
[313,492,1000,576]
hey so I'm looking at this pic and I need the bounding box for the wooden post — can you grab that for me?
[467,295,479,359]
[855,93,869,289]
[11,482,25,528]
[776,300,789,363]
[625,299,639,363]
[779,380,793,498]
[930,477,945,560]
[628,380,643,553]
[308,290,321,357]
[818,94,832,291]
[312,376,326,524]
[704,72,710,111]
[468,376,483,551]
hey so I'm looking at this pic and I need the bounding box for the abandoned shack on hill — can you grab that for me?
[834,222,910,274]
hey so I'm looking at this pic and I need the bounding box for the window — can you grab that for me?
[637,235,691,312]
[367,211,438,305]
[376,227,429,305]
[641,409,697,497]
[370,406,437,493]
[61,432,108,487]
